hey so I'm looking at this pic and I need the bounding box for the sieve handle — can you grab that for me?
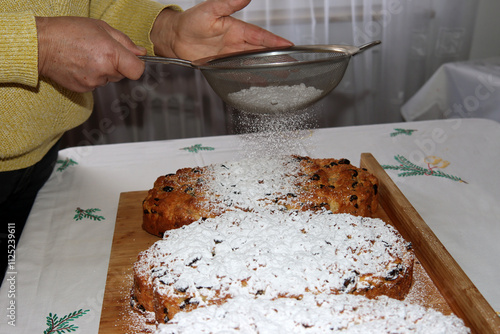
[285,41,381,56]
[139,55,195,68]
[352,40,381,56]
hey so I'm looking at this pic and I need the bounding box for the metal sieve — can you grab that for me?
[140,40,380,114]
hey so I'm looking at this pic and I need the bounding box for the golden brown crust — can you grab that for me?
[281,156,378,215]
[142,156,379,237]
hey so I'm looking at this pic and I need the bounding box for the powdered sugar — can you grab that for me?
[115,273,157,334]
[234,112,316,160]
[156,293,470,334]
[202,156,301,210]
[227,84,323,114]
[136,209,413,306]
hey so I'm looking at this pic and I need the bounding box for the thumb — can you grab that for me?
[116,49,146,80]
[203,0,251,17]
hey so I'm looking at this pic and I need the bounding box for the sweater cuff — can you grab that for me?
[0,12,39,87]
[93,1,182,57]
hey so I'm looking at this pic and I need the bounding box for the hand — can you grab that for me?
[36,16,147,93]
[150,0,293,60]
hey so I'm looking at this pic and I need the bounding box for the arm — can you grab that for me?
[1,0,164,92]
[0,12,39,86]
[36,16,147,93]
[0,10,147,92]
[91,0,292,60]
[7,0,291,92]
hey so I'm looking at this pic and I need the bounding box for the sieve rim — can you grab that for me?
[192,46,352,70]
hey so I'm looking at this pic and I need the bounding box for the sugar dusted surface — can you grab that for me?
[155,294,470,334]
[137,209,413,303]
[202,156,301,211]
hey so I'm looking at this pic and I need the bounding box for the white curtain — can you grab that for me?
[62,0,479,147]
[224,0,480,125]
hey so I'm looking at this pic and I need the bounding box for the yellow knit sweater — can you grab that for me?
[0,0,181,171]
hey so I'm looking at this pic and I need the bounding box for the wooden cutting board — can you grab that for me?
[99,153,500,334]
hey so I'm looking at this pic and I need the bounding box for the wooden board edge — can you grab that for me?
[360,153,500,334]
[98,191,150,333]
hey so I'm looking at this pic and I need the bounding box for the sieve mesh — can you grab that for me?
[140,41,380,114]
[199,49,352,113]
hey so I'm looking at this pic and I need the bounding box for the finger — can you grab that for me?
[74,69,123,92]
[240,22,293,48]
[201,0,251,17]
[201,0,293,48]
[115,48,146,81]
[106,73,126,83]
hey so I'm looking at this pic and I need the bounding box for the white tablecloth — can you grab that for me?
[401,57,500,122]
[1,118,499,333]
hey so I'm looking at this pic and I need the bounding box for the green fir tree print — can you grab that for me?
[56,158,78,172]
[390,128,417,137]
[181,144,215,153]
[44,309,89,334]
[382,155,467,183]
[74,208,105,221]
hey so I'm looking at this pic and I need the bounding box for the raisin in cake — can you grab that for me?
[132,209,414,324]
[142,155,378,237]
[155,294,470,334]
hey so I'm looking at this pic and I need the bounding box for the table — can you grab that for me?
[1,118,499,333]
[401,57,500,122]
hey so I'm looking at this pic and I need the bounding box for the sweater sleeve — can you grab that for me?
[90,1,182,56]
[0,12,39,86]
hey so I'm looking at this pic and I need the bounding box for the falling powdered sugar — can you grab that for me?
[227,84,323,114]
[226,83,321,160]
[234,111,317,160]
